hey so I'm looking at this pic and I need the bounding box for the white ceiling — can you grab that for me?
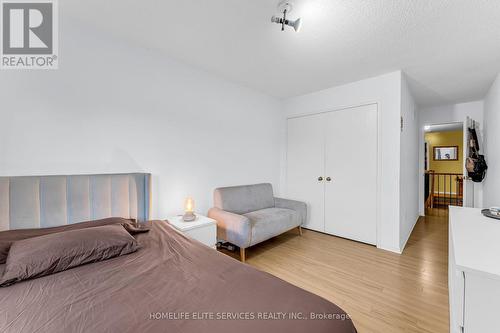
[64,0,500,106]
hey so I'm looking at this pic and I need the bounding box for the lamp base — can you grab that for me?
[182,212,196,222]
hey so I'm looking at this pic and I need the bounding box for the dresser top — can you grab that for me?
[450,206,500,279]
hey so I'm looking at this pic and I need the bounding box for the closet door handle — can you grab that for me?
[326,177,332,182]
[317,176,324,182]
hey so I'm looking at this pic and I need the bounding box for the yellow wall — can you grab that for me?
[425,130,463,193]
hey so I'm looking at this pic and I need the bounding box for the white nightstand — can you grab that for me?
[166,215,217,248]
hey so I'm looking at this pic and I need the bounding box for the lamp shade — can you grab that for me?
[185,197,194,213]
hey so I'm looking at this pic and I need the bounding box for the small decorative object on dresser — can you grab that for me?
[166,215,217,248]
[481,207,500,220]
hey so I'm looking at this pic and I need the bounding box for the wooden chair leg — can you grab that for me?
[240,248,246,262]
[298,226,303,236]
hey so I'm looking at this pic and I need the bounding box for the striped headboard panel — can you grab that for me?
[0,173,151,231]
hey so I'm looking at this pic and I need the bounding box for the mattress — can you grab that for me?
[0,221,357,333]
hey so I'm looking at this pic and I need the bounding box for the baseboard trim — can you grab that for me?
[378,245,402,254]
[399,215,420,253]
[301,227,377,247]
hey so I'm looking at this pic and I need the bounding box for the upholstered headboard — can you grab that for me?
[0,173,151,231]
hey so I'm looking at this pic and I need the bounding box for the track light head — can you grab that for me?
[271,15,281,24]
[271,1,302,32]
[289,17,302,32]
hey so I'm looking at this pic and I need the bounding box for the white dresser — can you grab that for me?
[449,207,500,333]
[166,215,217,248]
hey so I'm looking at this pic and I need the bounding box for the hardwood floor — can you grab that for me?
[222,211,449,333]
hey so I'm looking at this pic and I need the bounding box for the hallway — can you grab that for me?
[239,212,450,333]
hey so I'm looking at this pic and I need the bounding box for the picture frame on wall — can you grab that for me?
[433,146,459,161]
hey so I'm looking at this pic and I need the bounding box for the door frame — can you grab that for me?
[419,121,465,214]
[284,102,381,248]
[463,117,480,208]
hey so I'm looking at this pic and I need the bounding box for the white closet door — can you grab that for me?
[287,114,325,232]
[324,104,378,244]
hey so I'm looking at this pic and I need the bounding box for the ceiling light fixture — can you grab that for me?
[271,1,302,32]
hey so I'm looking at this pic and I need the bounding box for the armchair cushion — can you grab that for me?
[213,183,275,215]
[244,208,301,247]
[274,197,307,225]
[207,207,252,248]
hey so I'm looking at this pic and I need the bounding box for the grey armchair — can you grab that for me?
[208,183,306,262]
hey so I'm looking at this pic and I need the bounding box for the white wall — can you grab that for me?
[282,71,403,253]
[417,101,484,213]
[0,20,283,219]
[419,101,484,126]
[400,74,419,250]
[483,73,500,207]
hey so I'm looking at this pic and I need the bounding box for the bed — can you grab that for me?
[0,173,357,333]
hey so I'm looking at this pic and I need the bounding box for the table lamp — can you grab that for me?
[182,196,196,222]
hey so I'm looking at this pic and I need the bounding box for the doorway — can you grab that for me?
[423,122,464,216]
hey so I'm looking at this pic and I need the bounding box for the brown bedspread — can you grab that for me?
[0,221,356,333]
